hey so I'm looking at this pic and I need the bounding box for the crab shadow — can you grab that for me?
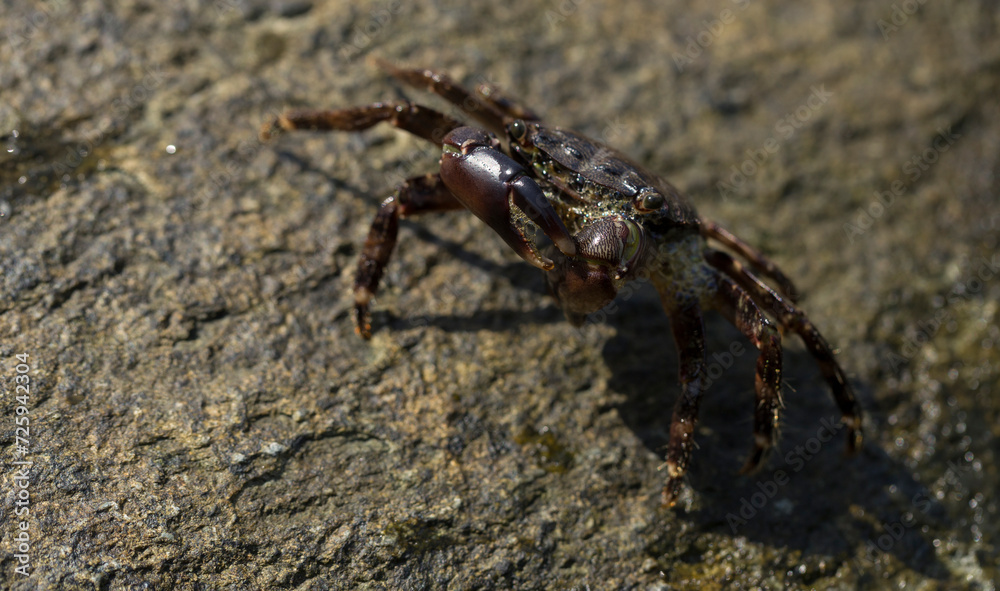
[375,223,571,334]
[370,226,951,577]
[604,282,950,576]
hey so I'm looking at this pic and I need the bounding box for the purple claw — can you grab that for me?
[439,127,576,269]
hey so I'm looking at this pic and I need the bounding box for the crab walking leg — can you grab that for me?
[701,220,800,303]
[712,276,785,474]
[353,174,464,339]
[375,60,540,135]
[660,299,708,507]
[705,249,863,453]
[260,101,465,146]
[474,84,542,123]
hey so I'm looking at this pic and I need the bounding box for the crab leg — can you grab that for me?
[353,174,464,339]
[712,275,785,475]
[260,101,465,146]
[701,220,799,302]
[376,60,541,135]
[261,101,576,326]
[660,298,708,507]
[705,249,863,452]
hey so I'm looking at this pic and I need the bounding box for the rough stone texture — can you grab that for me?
[1,0,998,589]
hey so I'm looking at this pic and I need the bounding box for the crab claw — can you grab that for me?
[440,127,576,270]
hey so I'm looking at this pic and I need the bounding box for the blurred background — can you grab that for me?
[1,0,997,588]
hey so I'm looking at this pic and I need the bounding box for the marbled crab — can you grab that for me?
[260,62,863,505]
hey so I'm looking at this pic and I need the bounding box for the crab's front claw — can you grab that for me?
[439,127,576,269]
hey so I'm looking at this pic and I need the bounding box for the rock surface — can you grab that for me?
[1,0,998,589]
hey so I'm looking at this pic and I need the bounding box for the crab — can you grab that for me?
[260,62,863,506]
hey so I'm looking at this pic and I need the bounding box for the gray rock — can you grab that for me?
[1,0,997,588]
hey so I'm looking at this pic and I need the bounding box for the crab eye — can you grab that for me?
[636,189,665,212]
[509,119,527,141]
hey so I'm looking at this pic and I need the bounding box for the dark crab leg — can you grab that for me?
[353,174,464,339]
[660,298,708,507]
[705,249,863,452]
[260,101,465,146]
[259,102,467,338]
[712,275,785,475]
[474,84,542,122]
[701,219,799,302]
[375,60,541,135]
[261,99,575,321]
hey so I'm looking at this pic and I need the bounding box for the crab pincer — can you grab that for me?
[439,127,576,269]
[263,63,863,508]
